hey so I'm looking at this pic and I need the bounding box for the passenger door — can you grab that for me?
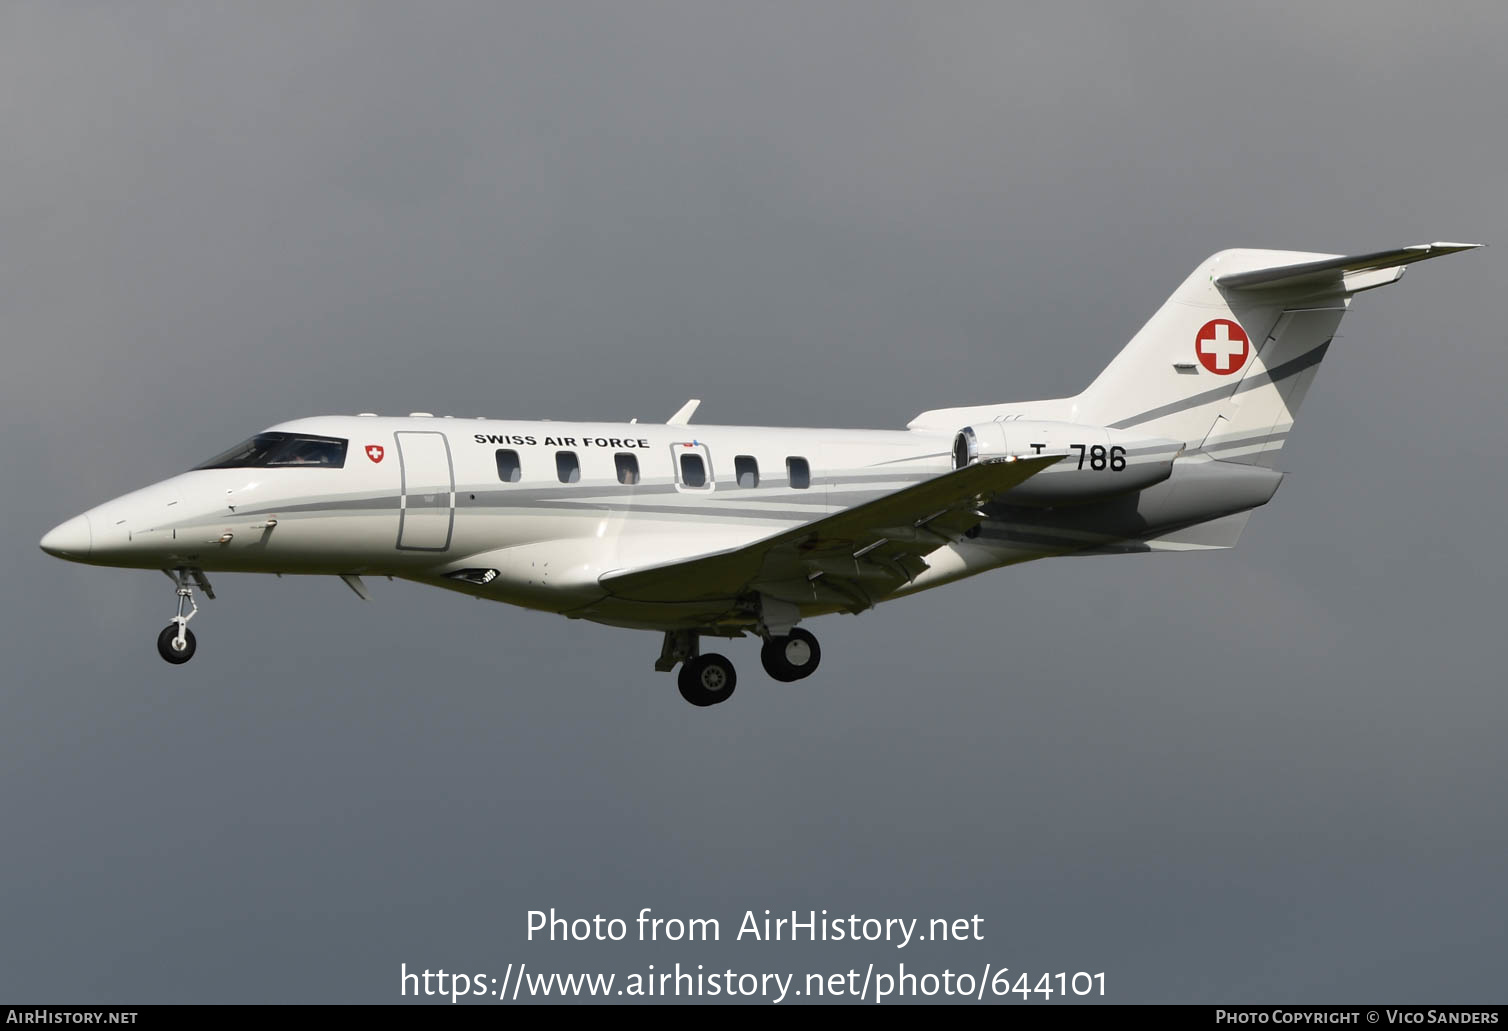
[395,431,455,551]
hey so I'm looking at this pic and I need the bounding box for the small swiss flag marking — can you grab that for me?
[366,444,385,463]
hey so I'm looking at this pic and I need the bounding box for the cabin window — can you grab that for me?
[194,432,348,470]
[787,456,810,489]
[615,453,640,485]
[495,449,522,483]
[679,453,707,488]
[669,442,715,492]
[735,455,759,488]
[556,451,580,484]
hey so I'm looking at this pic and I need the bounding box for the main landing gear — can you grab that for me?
[760,628,821,683]
[679,654,737,707]
[157,568,213,665]
[658,626,823,707]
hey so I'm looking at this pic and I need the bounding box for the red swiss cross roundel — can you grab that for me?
[1194,319,1250,375]
[365,444,385,464]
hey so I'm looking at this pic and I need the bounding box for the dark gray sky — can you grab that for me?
[4,2,1505,1004]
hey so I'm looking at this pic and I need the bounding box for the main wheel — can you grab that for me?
[157,624,197,664]
[678,653,737,707]
[760,628,821,682]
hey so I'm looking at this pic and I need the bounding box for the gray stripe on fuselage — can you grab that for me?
[819,471,936,485]
[872,451,950,465]
[1109,339,1331,430]
[237,493,398,517]
[246,499,822,525]
[232,488,917,525]
[543,501,819,522]
[1197,428,1292,455]
[235,469,933,519]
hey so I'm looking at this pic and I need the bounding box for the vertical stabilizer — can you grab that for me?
[1069,243,1479,466]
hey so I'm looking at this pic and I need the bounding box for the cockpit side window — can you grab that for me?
[195,433,348,470]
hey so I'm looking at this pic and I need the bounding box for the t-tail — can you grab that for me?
[1071,242,1482,466]
[909,242,1482,554]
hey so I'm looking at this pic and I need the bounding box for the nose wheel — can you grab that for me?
[157,568,213,665]
[157,624,197,664]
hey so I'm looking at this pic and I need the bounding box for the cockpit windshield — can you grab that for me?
[194,433,348,470]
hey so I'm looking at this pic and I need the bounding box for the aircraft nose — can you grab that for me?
[40,513,92,559]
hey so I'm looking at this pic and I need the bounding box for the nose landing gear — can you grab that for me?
[157,623,196,664]
[157,568,213,665]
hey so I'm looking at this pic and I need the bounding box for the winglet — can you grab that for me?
[667,399,701,426]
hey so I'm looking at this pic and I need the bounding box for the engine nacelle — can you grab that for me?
[953,420,1183,505]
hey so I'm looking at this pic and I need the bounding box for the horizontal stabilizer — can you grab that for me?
[1217,242,1482,294]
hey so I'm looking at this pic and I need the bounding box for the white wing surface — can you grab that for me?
[598,455,1060,612]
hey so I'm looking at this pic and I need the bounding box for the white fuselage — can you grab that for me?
[44,415,996,627]
[40,413,1272,634]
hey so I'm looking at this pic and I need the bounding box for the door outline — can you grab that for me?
[395,431,455,551]
[670,441,715,493]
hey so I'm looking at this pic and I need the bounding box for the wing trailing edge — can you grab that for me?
[598,455,1060,608]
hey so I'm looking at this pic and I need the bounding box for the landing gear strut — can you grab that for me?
[157,568,213,665]
[658,630,737,707]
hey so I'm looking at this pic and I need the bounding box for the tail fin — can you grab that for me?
[1071,242,1481,465]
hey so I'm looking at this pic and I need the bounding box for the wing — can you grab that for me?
[598,455,1060,612]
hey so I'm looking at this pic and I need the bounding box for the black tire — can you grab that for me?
[760,638,799,681]
[157,624,197,664]
[760,628,821,682]
[677,653,737,707]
